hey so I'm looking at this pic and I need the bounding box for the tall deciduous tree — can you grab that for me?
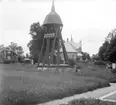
[98,41,109,60]
[98,29,116,62]
[27,22,45,63]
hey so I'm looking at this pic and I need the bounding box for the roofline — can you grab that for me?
[0,47,19,56]
[43,0,63,25]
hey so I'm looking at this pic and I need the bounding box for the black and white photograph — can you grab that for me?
[0,0,116,105]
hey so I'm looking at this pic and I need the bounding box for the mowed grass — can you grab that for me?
[75,62,116,83]
[0,63,111,105]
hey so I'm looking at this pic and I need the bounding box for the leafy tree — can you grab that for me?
[8,42,24,56]
[104,38,116,62]
[27,22,45,63]
[91,54,100,61]
[82,52,90,60]
[98,41,109,60]
[98,29,116,62]
[104,29,116,62]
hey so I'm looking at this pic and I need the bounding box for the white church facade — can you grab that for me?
[60,36,83,61]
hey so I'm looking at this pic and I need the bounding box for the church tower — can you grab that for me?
[38,0,69,68]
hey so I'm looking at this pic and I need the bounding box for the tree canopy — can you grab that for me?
[82,52,90,60]
[27,22,45,63]
[8,42,24,56]
[98,41,109,61]
[98,29,116,62]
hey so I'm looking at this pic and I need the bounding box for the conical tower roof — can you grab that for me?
[43,0,63,25]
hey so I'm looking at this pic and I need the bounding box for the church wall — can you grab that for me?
[60,52,77,62]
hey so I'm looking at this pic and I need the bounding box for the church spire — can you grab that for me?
[71,34,73,42]
[51,0,55,12]
[79,40,82,51]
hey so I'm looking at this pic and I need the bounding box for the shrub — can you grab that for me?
[80,60,88,63]
[94,61,106,66]
[76,64,82,70]
[111,69,116,73]
[68,59,76,68]
[4,60,14,64]
[109,74,116,82]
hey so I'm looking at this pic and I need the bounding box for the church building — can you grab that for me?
[60,36,82,61]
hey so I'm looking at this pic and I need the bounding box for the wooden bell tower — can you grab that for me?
[38,0,68,68]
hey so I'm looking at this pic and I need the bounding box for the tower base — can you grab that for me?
[38,63,69,68]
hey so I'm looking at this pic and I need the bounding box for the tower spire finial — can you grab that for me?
[51,0,55,11]
[71,34,73,41]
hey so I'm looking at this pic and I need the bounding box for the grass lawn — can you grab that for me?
[0,63,114,105]
[75,62,116,83]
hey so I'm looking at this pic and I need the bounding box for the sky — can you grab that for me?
[0,0,116,56]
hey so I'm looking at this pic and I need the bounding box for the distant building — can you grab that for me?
[60,36,83,62]
[0,47,18,63]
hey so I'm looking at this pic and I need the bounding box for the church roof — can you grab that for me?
[69,41,81,51]
[60,38,82,53]
[43,0,63,25]
[60,42,77,53]
[0,47,18,55]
